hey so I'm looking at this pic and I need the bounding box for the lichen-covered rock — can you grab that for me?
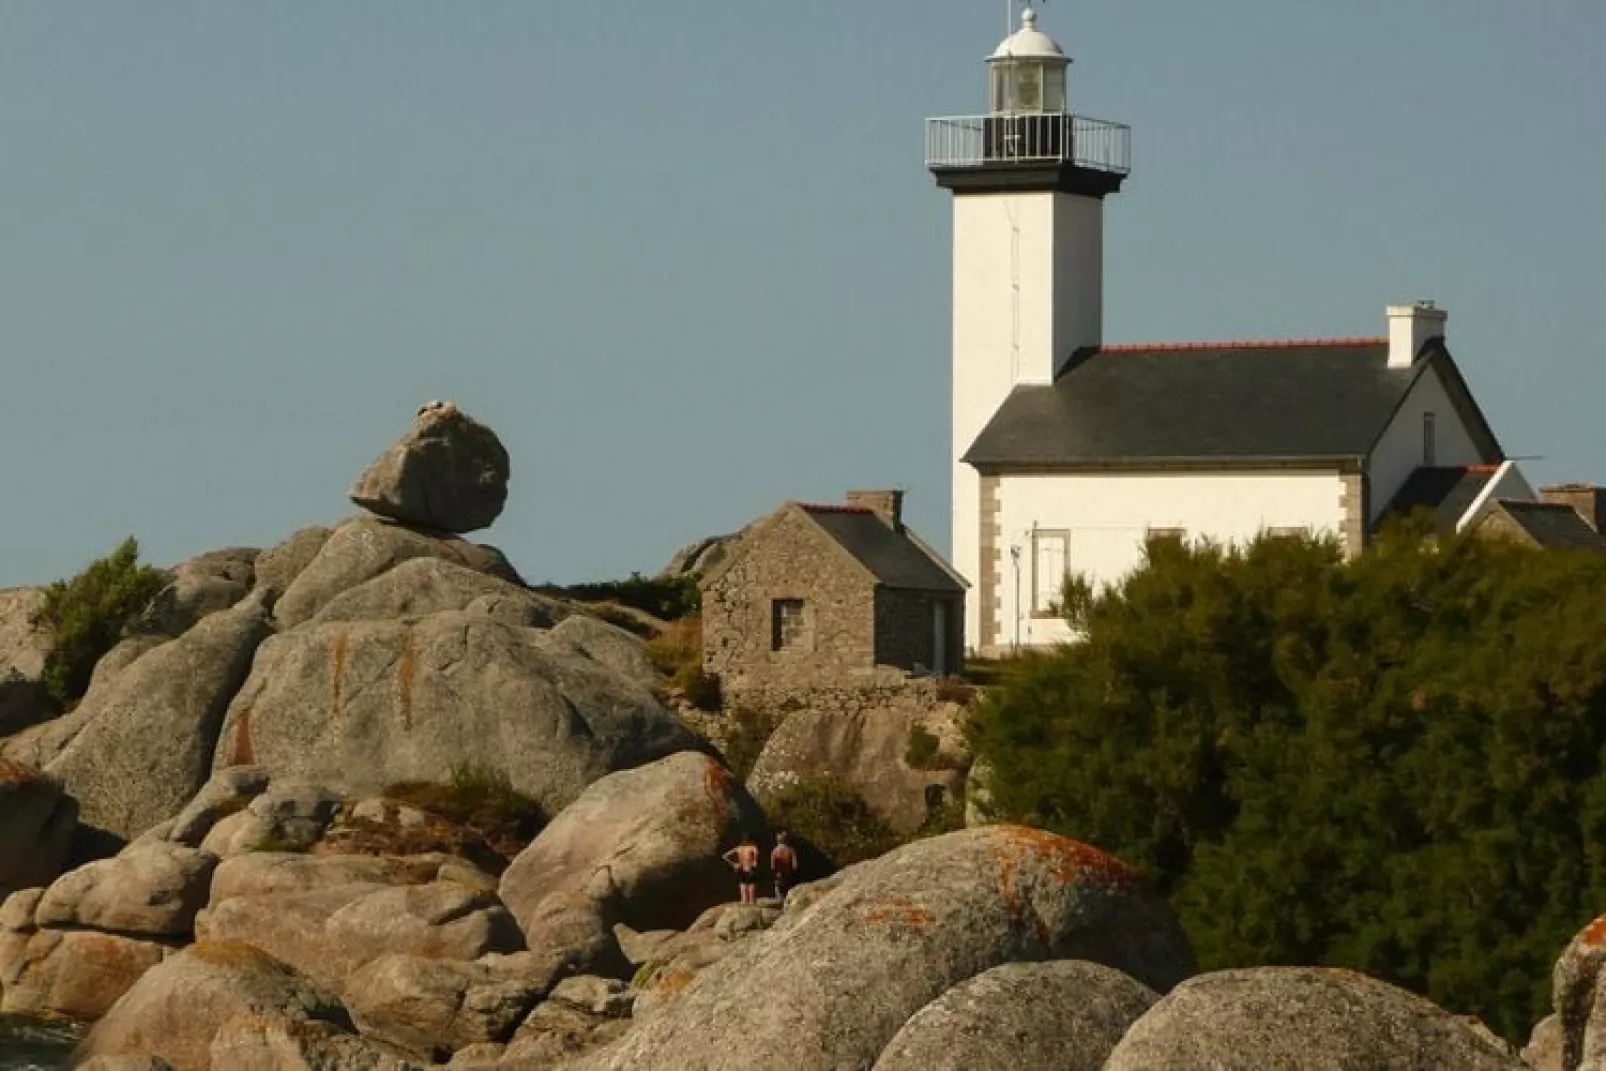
[36,842,216,937]
[78,941,346,1071]
[156,765,272,847]
[272,517,522,630]
[46,597,272,839]
[253,525,333,600]
[1554,913,1606,1070]
[575,825,1193,1070]
[209,853,458,906]
[544,615,660,691]
[85,636,169,697]
[499,752,764,976]
[1102,967,1523,1070]
[198,881,522,992]
[0,928,169,1020]
[343,951,563,1059]
[748,699,969,835]
[209,1015,427,1071]
[131,547,257,638]
[349,402,510,535]
[502,999,632,1067]
[1525,1012,1563,1071]
[0,758,77,897]
[213,611,698,815]
[310,557,565,629]
[873,960,1157,1071]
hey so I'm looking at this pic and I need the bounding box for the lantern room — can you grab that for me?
[987,7,1069,116]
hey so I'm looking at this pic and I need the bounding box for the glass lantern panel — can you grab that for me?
[1043,66,1067,113]
[990,65,1007,113]
[1013,62,1043,112]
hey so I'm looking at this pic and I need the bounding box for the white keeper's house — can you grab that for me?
[927,8,1549,654]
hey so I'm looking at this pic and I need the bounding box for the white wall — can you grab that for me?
[951,189,1105,650]
[1367,367,1487,521]
[991,469,1346,648]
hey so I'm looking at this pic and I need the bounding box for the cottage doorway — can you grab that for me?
[932,602,949,676]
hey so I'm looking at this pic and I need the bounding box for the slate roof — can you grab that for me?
[1378,465,1500,532]
[963,339,1502,468]
[798,505,966,593]
[1495,501,1606,551]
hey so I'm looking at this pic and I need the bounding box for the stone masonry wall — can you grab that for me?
[874,590,962,675]
[702,508,876,692]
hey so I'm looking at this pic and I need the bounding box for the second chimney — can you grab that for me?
[1387,301,1448,368]
[846,490,904,531]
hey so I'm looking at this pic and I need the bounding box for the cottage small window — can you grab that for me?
[771,599,807,652]
[1423,411,1437,466]
[1030,530,1069,616]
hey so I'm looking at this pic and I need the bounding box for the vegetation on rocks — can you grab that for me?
[547,572,701,622]
[354,762,547,872]
[648,617,722,711]
[721,705,784,781]
[32,537,167,708]
[759,774,899,872]
[967,521,1606,1041]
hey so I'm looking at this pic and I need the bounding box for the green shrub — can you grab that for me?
[761,775,899,869]
[722,705,784,781]
[647,617,702,676]
[967,521,1606,1041]
[548,572,701,622]
[33,537,167,707]
[675,663,722,712]
[382,760,546,863]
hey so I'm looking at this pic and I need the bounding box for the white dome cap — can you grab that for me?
[989,7,1069,63]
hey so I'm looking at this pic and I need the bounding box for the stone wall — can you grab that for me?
[702,508,876,691]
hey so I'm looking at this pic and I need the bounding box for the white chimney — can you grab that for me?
[1387,301,1448,368]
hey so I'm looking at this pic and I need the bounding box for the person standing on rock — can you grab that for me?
[723,834,760,905]
[770,831,798,901]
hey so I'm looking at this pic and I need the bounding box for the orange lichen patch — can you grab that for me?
[0,757,53,788]
[188,940,289,973]
[330,630,348,719]
[1578,915,1606,948]
[860,893,938,927]
[396,634,416,731]
[701,757,735,824]
[986,826,1139,892]
[229,706,256,766]
[649,968,695,996]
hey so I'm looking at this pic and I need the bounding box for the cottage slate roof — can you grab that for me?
[963,340,1502,468]
[1495,501,1606,551]
[798,505,966,593]
[1378,465,1499,532]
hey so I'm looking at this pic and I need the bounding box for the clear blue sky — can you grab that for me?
[3,2,1603,588]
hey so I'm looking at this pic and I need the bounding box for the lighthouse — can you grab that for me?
[926,7,1131,651]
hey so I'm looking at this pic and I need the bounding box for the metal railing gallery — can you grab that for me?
[925,113,1131,174]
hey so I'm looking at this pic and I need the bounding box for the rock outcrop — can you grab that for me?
[349,402,510,535]
[47,596,273,839]
[132,547,257,638]
[873,959,1158,1071]
[0,759,77,897]
[1553,913,1606,1070]
[0,587,55,736]
[77,941,348,1071]
[1102,967,1522,1070]
[213,610,697,814]
[749,696,970,835]
[499,752,766,976]
[272,517,520,630]
[575,825,1194,1070]
[310,557,567,629]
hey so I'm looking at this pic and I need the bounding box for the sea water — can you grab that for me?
[0,1014,79,1070]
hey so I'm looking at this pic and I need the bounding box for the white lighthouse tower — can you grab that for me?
[926,7,1130,651]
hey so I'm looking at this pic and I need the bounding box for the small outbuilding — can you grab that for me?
[701,491,967,693]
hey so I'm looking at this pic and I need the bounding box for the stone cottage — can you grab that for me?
[701,491,967,693]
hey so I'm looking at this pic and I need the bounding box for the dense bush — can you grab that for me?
[33,537,167,708]
[721,704,783,781]
[967,522,1606,1041]
[554,572,701,622]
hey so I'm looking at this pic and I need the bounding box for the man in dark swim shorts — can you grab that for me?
[722,834,761,905]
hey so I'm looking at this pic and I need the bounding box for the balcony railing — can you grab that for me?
[925,113,1131,174]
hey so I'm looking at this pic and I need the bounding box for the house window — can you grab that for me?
[770,599,806,652]
[1423,411,1437,466]
[1267,526,1310,539]
[1030,529,1069,616]
[1145,527,1187,544]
